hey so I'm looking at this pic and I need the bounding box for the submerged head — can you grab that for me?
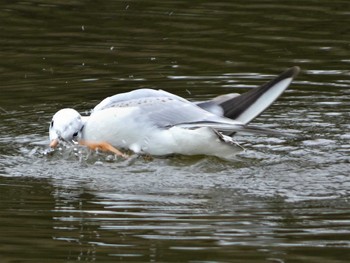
[49,108,84,148]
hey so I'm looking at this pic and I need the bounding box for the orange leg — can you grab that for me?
[79,140,128,158]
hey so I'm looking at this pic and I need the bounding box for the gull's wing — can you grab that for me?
[93,67,299,123]
[196,66,300,124]
[90,67,299,135]
[92,87,241,125]
[195,93,240,117]
[92,88,187,112]
[91,89,249,134]
[91,94,285,136]
[104,95,242,126]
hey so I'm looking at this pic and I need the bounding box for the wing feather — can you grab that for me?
[93,89,187,112]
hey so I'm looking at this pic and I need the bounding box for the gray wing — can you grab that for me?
[93,88,188,112]
[110,98,278,136]
[91,89,245,131]
[92,88,241,125]
[93,66,299,124]
[122,96,243,128]
[90,66,300,136]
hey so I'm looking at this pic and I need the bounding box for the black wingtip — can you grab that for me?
[269,66,300,87]
[265,66,300,91]
[286,66,300,78]
[219,66,300,124]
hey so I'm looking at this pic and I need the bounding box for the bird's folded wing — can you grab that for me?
[93,88,188,112]
[92,89,232,128]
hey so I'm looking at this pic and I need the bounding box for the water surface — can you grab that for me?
[0,0,350,262]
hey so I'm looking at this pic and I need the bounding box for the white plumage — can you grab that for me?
[49,67,299,159]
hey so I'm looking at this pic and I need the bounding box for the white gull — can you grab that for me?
[49,66,300,159]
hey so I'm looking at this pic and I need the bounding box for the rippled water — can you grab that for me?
[1,0,350,262]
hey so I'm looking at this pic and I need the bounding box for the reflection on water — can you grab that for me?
[1,0,350,262]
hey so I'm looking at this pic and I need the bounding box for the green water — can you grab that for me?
[0,1,350,262]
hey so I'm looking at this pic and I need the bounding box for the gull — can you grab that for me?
[49,66,299,159]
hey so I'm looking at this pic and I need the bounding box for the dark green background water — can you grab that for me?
[1,1,349,262]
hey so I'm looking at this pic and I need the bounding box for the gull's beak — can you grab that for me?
[49,138,59,148]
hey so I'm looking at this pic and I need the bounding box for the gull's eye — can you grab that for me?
[73,131,78,137]
[50,120,54,128]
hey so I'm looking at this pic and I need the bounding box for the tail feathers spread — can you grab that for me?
[219,66,300,124]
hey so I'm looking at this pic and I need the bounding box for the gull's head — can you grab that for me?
[49,108,84,148]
